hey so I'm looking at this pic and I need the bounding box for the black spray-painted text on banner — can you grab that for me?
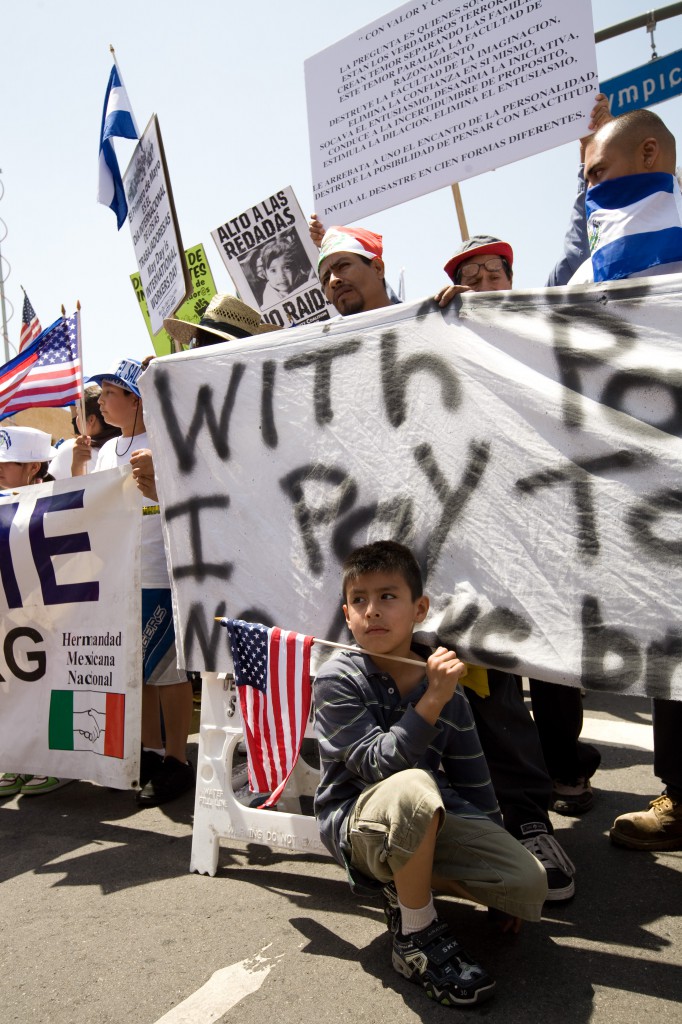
[142,284,682,699]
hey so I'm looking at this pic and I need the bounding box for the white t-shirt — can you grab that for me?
[48,438,85,480]
[95,431,170,588]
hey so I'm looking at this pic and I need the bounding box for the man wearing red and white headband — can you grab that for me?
[314,222,396,316]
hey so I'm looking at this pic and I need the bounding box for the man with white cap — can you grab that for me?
[0,426,75,797]
[73,358,194,808]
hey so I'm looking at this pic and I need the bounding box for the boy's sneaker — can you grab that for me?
[136,756,194,807]
[139,748,164,788]
[20,776,74,795]
[552,778,594,815]
[0,773,33,797]
[392,920,496,1007]
[521,830,576,901]
[382,882,401,934]
[610,793,682,851]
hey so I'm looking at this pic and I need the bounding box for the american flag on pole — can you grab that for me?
[0,312,81,421]
[224,619,314,808]
[18,291,42,352]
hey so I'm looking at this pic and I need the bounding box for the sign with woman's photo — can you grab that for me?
[211,186,335,328]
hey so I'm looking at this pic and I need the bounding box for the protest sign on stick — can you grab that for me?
[306,0,599,222]
[211,186,334,328]
[143,276,682,701]
[0,468,142,787]
[124,115,191,336]
[131,242,218,356]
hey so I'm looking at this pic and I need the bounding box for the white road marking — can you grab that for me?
[152,953,274,1024]
[581,716,653,752]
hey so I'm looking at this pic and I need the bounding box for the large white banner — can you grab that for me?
[0,469,142,787]
[142,276,682,700]
[306,0,598,221]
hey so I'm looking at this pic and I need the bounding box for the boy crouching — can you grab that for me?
[313,541,547,1008]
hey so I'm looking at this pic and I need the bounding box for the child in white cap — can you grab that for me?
[0,426,74,796]
[0,425,55,491]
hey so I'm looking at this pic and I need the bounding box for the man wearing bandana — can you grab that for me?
[559,107,682,851]
[569,108,682,285]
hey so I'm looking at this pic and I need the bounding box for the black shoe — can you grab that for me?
[392,920,496,1007]
[551,778,595,815]
[382,882,401,934]
[136,756,195,807]
[139,748,164,788]
[521,831,576,901]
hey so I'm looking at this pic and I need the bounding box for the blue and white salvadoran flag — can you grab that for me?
[97,64,139,230]
[586,172,682,282]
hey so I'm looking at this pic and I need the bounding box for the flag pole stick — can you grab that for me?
[311,636,428,668]
[215,618,431,669]
[74,301,86,431]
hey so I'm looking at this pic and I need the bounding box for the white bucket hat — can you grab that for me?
[0,426,58,463]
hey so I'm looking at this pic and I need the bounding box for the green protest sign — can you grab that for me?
[131,243,217,356]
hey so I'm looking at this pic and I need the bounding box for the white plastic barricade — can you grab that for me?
[190,673,330,876]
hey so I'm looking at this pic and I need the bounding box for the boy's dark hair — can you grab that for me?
[342,540,423,601]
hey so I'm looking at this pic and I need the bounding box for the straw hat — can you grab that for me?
[164,294,280,348]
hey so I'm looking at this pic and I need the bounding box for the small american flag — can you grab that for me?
[224,619,313,808]
[0,312,81,421]
[19,291,42,352]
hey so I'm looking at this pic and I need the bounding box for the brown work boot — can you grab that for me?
[610,793,682,851]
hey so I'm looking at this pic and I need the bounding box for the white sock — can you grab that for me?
[143,746,165,757]
[398,896,437,936]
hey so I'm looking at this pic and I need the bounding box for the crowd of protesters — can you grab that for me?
[1,94,680,1009]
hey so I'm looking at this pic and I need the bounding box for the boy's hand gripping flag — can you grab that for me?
[223,619,313,808]
[98,63,139,229]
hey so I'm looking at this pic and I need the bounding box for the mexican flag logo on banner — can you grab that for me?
[49,691,125,759]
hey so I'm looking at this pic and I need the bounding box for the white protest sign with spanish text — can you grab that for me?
[212,186,334,329]
[306,0,598,222]
[125,115,191,336]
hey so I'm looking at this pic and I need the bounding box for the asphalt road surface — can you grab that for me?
[1,688,680,1024]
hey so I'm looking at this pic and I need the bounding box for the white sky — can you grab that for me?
[2,0,682,376]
